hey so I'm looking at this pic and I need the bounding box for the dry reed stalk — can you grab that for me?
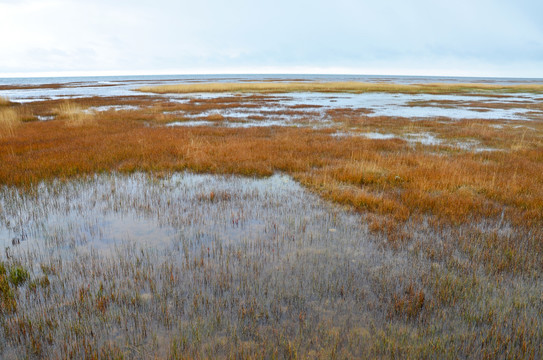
[0,97,11,106]
[57,102,94,127]
[0,108,20,138]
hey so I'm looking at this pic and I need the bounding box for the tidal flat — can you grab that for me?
[0,76,542,358]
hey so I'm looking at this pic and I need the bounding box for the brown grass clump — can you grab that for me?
[56,102,95,127]
[0,97,11,106]
[390,282,426,319]
[2,116,541,227]
[139,81,543,95]
[205,113,225,122]
[0,108,21,138]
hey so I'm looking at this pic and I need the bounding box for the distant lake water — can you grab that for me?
[1,74,542,103]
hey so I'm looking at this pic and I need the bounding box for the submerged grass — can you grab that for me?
[1,173,541,359]
[139,81,543,95]
[0,93,542,358]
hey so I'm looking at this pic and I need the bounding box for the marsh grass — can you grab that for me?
[0,173,541,358]
[2,98,542,231]
[1,116,542,275]
[1,92,542,358]
[0,108,21,138]
[0,97,11,106]
[340,115,543,151]
[407,98,543,112]
[139,81,543,95]
[56,102,95,127]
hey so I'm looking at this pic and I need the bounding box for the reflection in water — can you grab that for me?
[1,172,419,357]
[1,75,540,122]
[2,173,351,254]
[164,93,540,134]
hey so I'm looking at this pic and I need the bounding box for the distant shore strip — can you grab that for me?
[138,81,543,95]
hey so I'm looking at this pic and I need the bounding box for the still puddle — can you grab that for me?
[36,115,55,121]
[0,171,536,357]
[166,120,216,127]
[1,173,415,359]
[363,132,396,140]
[331,131,497,152]
[404,133,442,145]
[272,92,537,121]
[159,92,539,130]
[87,105,141,112]
[333,132,396,140]
[0,173,372,257]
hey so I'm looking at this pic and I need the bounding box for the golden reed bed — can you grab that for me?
[138,81,543,94]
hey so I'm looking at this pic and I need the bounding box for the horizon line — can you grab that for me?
[1,70,543,81]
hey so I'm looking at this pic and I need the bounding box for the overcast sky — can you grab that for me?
[1,0,542,78]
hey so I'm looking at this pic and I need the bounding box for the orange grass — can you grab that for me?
[326,110,543,151]
[1,101,542,274]
[2,115,542,223]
